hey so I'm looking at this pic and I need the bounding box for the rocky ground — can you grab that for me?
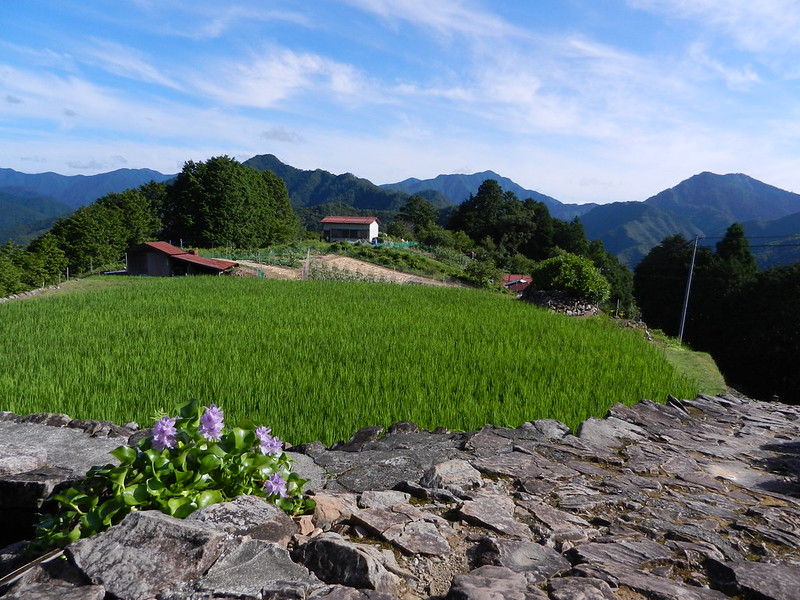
[2,392,800,599]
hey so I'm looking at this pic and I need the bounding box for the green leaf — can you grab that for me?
[199,454,222,474]
[146,479,166,495]
[123,484,150,506]
[195,489,223,508]
[167,497,197,518]
[110,445,137,464]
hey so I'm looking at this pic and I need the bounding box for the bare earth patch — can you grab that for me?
[236,254,459,287]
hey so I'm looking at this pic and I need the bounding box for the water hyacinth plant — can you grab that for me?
[29,399,314,554]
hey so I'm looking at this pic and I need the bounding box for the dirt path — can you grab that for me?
[235,254,460,287]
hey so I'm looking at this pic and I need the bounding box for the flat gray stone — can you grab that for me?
[0,421,121,477]
[0,444,48,476]
[358,490,411,509]
[293,532,398,595]
[186,494,298,547]
[458,493,532,540]
[548,576,616,600]
[475,537,570,583]
[420,459,483,493]
[707,559,800,600]
[193,539,320,599]
[67,511,226,600]
[446,565,548,600]
[2,583,105,600]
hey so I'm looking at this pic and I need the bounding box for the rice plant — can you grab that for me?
[0,277,699,445]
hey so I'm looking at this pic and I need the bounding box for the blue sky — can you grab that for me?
[3,1,800,204]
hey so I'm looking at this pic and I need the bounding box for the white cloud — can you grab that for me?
[189,48,365,109]
[81,38,181,89]
[338,0,518,39]
[628,0,800,52]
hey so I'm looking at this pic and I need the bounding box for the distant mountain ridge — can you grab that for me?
[2,160,799,269]
[0,167,175,209]
[381,171,596,221]
[243,154,451,211]
[581,172,800,266]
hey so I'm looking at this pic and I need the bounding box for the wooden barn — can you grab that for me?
[320,216,381,242]
[127,242,238,277]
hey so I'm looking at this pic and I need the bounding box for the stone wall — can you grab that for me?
[521,289,601,317]
[2,393,800,599]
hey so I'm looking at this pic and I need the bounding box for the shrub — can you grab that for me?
[532,252,611,303]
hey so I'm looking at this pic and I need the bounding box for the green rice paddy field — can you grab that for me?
[1,277,700,445]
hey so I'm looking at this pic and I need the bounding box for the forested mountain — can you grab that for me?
[582,172,800,266]
[381,171,595,221]
[243,154,451,212]
[3,159,799,269]
[0,167,175,209]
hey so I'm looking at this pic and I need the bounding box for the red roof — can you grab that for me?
[136,242,238,271]
[502,274,532,293]
[320,216,381,225]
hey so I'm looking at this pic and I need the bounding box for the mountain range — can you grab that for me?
[2,156,799,268]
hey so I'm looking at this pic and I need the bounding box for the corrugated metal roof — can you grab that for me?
[320,216,381,225]
[135,241,238,271]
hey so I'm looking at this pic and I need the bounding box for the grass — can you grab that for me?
[0,276,701,446]
[649,329,728,396]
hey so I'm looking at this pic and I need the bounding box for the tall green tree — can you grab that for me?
[162,156,297,248]
[397,195,439,233]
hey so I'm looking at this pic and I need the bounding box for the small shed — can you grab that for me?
[502,274,533,296]
[320,216,381,242]
[127,242,238,277]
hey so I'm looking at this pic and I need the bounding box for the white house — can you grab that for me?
[320,216,381,242]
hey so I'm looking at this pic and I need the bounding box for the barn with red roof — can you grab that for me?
[127,242,238,277]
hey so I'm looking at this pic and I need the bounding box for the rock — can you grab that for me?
[383,520,451,556]
[547,576,617,600]
[293,532,399,595]
[311,492,360,531]
[333,426,385,452]
[567,538,674,572]
[191,539,321,599]
[67,511,227,600]
[4,393,800,599]
[419,459,483,496]
[1,582,105,600]
[359,490,412,509]
[706,558,800,600]
[474,537,571,583]
[576,416,648,448]
[186,494,298,548]
[457,493,532,540]
[446,565,549,600]
[0,444,47,476]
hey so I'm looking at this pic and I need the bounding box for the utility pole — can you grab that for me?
[678,236,699,344]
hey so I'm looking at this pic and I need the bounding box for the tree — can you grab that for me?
[27,232,68,285]
[531,252,611,303]
[588,240,638,318]
[162,156,298,248]
[398,195,439,232]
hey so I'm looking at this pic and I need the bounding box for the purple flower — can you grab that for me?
[198,404,224,441]
[263,472,288,498]
[152,416,178,451]
[255,425,282,456]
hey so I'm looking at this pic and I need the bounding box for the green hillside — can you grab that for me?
[0,277,703,445]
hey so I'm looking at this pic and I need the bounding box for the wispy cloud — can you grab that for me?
[80,38,181,89]
[338,0,518,38]
[189,47,365,109]
[628,0,800,52]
